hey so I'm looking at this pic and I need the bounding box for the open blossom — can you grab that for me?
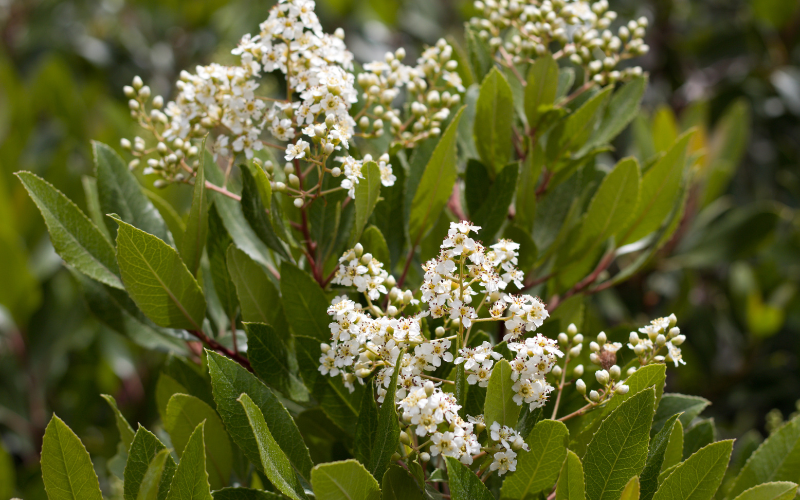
[628,313,686,366]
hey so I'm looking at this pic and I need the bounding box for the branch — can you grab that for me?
[188,329,252,371]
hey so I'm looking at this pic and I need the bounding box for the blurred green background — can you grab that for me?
[0,0,798,497]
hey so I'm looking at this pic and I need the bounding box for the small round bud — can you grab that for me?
[589,342,600,352]
[609,365,621,379]
[589,352,600,364]
[293,198,304,208]
[123,86,135,98]
[576,379,586,394]
[634,344,646,356]
[387,305,398,316]
[570,345,583,357]
[671,335,686,346]
[284,163,295,176]
[595,369,609,385]
[420,452,431,462]
[615,384,630,395]
[400,431,411,445]
[120,138,132,150]
[573,364,584,377]
[424,380,435,396]
[356,368,372,378]
[567,323,577,336]
[589,390,600,402]
[629,332,639,345]
[435,326,446,338]
[128,99,140,110]
[354,243,364,257]
[597,332,607,344]
[323,143,335,155]
[152,95,164,109]
[391,452,402,461]
[627,367,637,376]
[396,47,406,60]
[668,327,680,339]
[156,142,168,155]
[288,174,300,188]
[361,253,373,265]
[558,333,569,345]
[573,334,584,344]
[403,290,413,303]
[551,365,562,378]
[274,181,286,192]
[139,85,151,99]
[331,167,342,177]
[385,275,396,288]
[656,334,666,346]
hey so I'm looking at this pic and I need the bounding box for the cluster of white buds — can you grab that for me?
[628,314,685,367]
[357,39,464,149]
[588,330,623,369]
[470,0,648,86]
[555,322,584,379]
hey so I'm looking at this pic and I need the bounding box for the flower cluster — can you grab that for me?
[356,41,464,149]
[488,422,529,475]
[470,0,648,86]
[628,314,686,366]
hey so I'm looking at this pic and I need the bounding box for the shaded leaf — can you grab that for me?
[731,482,798,500]
[137,449,171,500]
[240,165,289,260]
[165,422,213,500]
[445,456,493,500]
[180,157,208,276]
[502,419,569,498]
[484,359,521,429]
[651,440,733,500]
[124,427,176,500]
[474,68,513,175]
[311,459,381,500]
[381,465,425,500]
[227,246,282,325]
[620,476,640,500]
[245,322,309,402]
[556,450,586,500]
[641,414,681,500]
[41,415,103,500]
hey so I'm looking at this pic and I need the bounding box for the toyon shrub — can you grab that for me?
[16,0,797,499]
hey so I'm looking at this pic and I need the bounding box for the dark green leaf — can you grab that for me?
[180,157,208,276]
[245,322,309,402]
[585,76,646,151]
[371,156,406,267]
[212,488,283,499]
[240,165,289,260]
[227,246,282,325]
[473,162,519,242]
[683,419,716,460]
[351,161,382,246]
[445,456,494,500]
[207,205,239,318]
[525,54,559,127]
[641,414,681,500]
[165,422,212,500]
[381,465,425,500]
[556,450,585,500]
[502,419,569,498]
[368,351,403,481]
[653,394,710,435]
[93,141,169,242]
[125,426,177,500]
[359,225,390,267]
[280,262,330,342]
[353,379,379,469]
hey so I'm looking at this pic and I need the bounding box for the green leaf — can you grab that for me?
[371,156,406,267]
[652,440,733,500]
[502,419,569,498]
[353,379,380,469]
[102,394,136,449]
[16,171,123,288]
[620,131,692,245]
[585,75,647,151]
[164,394,233,491]
[575,157,640,255]
[351,161,382,246]
[359,225,390,267]
[207,205,239,318]
[93,141,169,242]
[474,68,513,175]
[454,361,468,418]
[204,154,274,269]
[731,482,798,500]
[180,158,208,276]
[146,190,186,244]
[516,406,543,441]
[41,415,103,500]
[280,262,330,342]
[369,351,404,481]
[408,106,465,247]
[137,449,171,500]
[245,322,309,402]
[165,422,213,500]
[240,165,289,260]
[684,419,715,460]
[213,488,283,499]
[584,388,656,500]
[525,54,559,127]
[653,394,710,435]
[641,414,681,500]
[83,175,113,242]
[728,415,800,498]
[162,355,216,408]
[484,359,521,429]
[227,246,281,325]
[465,158,492,216]
[662,420,684,473]
[381,465,425,500]
[556,450,586,500]
[547,87,612,165]
[0,440,16,500]
[113,216,207,329]
[311,459,382,500]
[238,394,307,500]
[620,476,640,500]
[472,162,519,242]
[125,427,177,500]
[206,350,313,481]
[445,456,494,500]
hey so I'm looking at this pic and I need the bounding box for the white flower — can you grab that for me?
[285,139,309,160]
[490,450,517,475]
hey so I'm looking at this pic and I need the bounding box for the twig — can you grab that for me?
[188,329,252,371]
[205,181,241,201]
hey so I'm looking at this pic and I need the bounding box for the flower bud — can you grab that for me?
[634,344,645,356]
[668,313,677,327]
[576,379,586,394]
[391,452,402,461]
[387,305,398,316]
[361,253,373,265]
[609,365,621,379]
[589,341,600,352]
[573,364,584,377]
[123,85,135,98]
[274,181,286,192]
[595,369,609,385]
[424,380,435,396]
[435,326,445,338]
[288,174,300,188]
[120,138,132,150]
[293,198,304,208]
[597,331,607,344]
[615,384,630,395]
[331,167,342,177]
[573,333,584,344]
[558,333,569,345]
[656,334,666,346]
[567,323,577,336]
[128,99,140,110]
[386,275,396,288]
[589,352,599,364]
[551,365,562,378]
[629,332,639,345]
[400,431,411,445]
[668,327,680,339]
[671,335,686,346]
[589,390,600,402]
[403,290,413,303]
[420,452,431,462]
[627,367,637,376]
[354,243,364,257]
[357,368,372,378]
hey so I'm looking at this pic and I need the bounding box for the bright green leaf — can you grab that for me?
[368,351,404,481]
[41,415,103,500]
[474,67,514,175]
[662,420,684,473]
[502,419,569,499]
[584,388,656,500]
[525,54,559,127]
[731,482,798,500]
[585,75,646,151]
[652,440,733,500]
[556,450,586,500]
[180,157,208,276]
[653,394,710,435]
[359,225,390,268]
[280,262,330,342]
[311,459,381,500]
[227,246,282,325]
[484,359,521,429]
[165,422,212,500]
[353,379,379,470]
[351,161,382,246]
[620,476,640,500]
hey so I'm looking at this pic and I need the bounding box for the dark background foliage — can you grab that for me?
[0,0,798,496]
